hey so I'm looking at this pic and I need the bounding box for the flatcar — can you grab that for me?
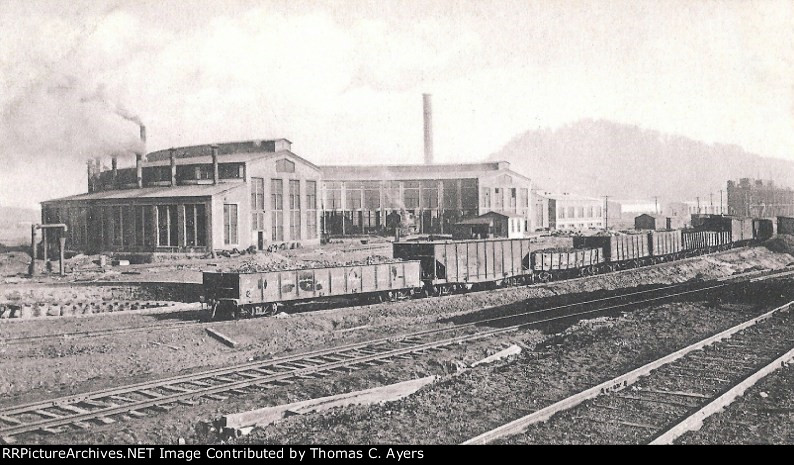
[204,260,422,319]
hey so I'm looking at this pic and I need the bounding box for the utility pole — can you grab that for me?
[604,195,610,231]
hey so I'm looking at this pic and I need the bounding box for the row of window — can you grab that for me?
[250,178,318,211]
[225,206,319,245]
[558,205,603,219]
[44,204,208,249]
[324,180,479,211]
[481,188,530,211]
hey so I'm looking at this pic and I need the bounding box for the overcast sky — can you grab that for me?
[1,0,792,209]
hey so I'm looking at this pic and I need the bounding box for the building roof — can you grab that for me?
[541,193,602,202]
[139,150,319,170]
[456,217,494,225]
[456,211,524,225]
[635,213,668,220]
[146,139,292,161]
[320,161,526,182]
[42,183,244,204]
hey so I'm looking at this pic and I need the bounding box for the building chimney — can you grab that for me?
[169,148,177,187]
[136,153,143,188]
[423,93,434,165]
[139,124,147,144]
[87,160,94,193]
[111,157,118,188]
[94,158,102,191]
[211,145,219,185]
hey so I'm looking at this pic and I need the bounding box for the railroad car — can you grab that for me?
[392,237,533,294]
[681,230,731,254]
[752,218,775,242]
[693,215,753,245]
[572,234,651,270]
[531,247,605,281]
[777,216,794,236]
[649,230,684,261]
[204,260,422,319]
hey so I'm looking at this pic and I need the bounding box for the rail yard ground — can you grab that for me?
[1,244,793,444]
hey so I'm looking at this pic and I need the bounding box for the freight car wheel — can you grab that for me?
[539,272,551,283]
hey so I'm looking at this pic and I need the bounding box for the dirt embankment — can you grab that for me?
[237,281,794,445]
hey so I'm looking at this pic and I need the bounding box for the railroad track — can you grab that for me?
[0,277,748,443]
[463,301,794,445]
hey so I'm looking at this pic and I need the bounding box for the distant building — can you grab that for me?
[530,189,550,231]
[42,139,323,255]
[320,161,532,236]
[634,213,671,231]
[727,178,794,217]
[544,193,604,230]
[453,211,527,239]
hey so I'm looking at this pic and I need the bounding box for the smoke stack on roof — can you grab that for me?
[423,93,433,165]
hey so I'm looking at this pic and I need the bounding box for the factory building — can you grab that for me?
[727,178,794,217]
[544,193,605,230]
[319,161,532,236]
[41,137,322,255]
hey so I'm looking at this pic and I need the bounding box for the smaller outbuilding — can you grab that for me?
[635,213,672,231]
[453,211,527,239]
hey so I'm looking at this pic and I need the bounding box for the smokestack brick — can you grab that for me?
[423,94,433,165]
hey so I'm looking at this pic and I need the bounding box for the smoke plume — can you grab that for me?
[0,73,144,168]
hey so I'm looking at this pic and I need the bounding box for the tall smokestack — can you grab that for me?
[87,160,94,193]
[136,154,143,188]
[137,124,146,188]
[111,157,118,188]
[423,93,433,165]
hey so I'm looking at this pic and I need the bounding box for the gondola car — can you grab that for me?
[572,234,651,270]
[204,260,422,319]
[753,218,775,242]
[648,230,684,262]
[392,237,533,295]
[530,247,605,281]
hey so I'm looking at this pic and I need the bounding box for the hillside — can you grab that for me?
[488,119,794,201]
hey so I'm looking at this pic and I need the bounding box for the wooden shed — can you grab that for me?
[634,213,672,231]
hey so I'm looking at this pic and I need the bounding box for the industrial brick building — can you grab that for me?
[41,142,535,255]
[727,178,794,217]
[319,161,532,236]
[42,137,322,255]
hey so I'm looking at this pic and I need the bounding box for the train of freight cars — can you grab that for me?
[203,217,773,319]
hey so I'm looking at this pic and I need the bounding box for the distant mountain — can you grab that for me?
[0,206,39,228]
[0,206,39,245]
[488,119,794,202]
